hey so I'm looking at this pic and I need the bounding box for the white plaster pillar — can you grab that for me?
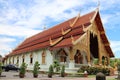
[69,60,75,69]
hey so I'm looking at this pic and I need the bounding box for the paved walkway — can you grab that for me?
[0,71,117,80]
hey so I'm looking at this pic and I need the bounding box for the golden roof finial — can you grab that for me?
[97,0,100,9]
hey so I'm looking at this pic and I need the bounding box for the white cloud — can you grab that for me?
[110,40,120,58]
[0,37,16,57]
[0,37,16,43]
[101,15,112,25]
[14,0,84,28]
[0,24,41,37]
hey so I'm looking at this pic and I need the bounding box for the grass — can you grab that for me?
[88,75,95,78]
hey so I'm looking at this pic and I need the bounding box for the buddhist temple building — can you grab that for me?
[3,8,114,72]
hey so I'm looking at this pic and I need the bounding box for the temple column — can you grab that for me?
[107,56,110,65]
[87,31,91,66]
[69,47,75,69]
[98,32,102,65]
[87,50,91,66]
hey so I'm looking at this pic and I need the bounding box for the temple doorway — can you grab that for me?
[74,50,83,64]
[90,33,99,58]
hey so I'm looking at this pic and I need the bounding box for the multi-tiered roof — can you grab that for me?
[9,9,114,57]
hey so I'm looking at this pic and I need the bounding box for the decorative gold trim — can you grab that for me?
[100,31,105,34]
[82,24,87,32]
[71,35,75,44]
[104,43,110,46]
[30,54,33,58]
[82,24,92,32]
[42,51,46,56]
[90,8,99,23]
[50,37,63,46]
[62,28,71,35]
[70,13,80,27]
[22,55,25,58]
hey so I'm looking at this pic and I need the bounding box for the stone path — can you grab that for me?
[0,71,117,80]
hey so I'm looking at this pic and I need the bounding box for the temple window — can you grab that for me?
[9,58,11,64]
[42,51,46,64]
[13,57,14,64]
[74,50,83,64]
[17,56,19,64]
[30,54,33,64]
[58,49,68,63]
[22,55,25,63]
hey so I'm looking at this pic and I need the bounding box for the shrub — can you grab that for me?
[53,60,60,72]
[78,66,110,75]
[117,61,120,79]
[19,63,27,78]
[61,65,65,77]
[33,61,40,78]
[0,62,2,76]
[48,65,53,78]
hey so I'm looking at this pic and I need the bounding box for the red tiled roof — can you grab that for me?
[10,11,95,55]
[50,35,82,50]
[9,9,114,57]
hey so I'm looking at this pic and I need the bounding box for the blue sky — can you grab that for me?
[0,0,120,58]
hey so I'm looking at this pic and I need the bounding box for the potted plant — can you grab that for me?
[53,60,60,72]
[61,65,65,77]
[33,61,40,78]
[0,62,2,76]
[19,63,27,78]
[48,65,53,78]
